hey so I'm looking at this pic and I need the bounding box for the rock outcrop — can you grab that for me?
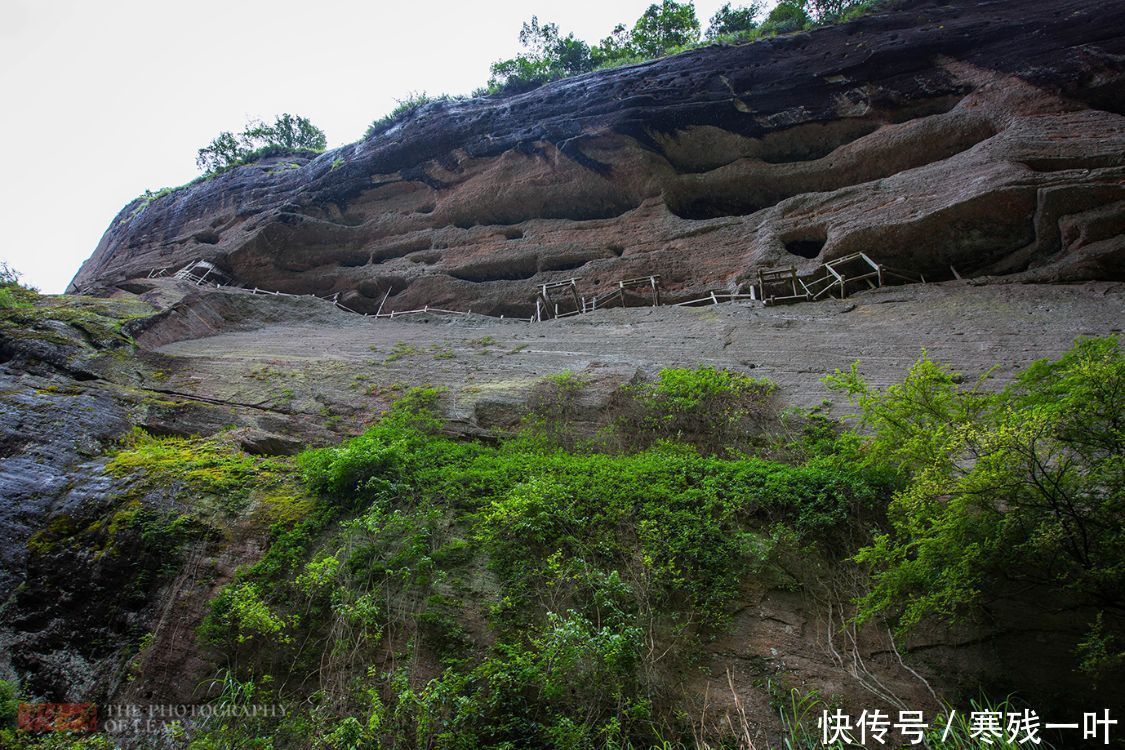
[5,279,1122,716]
[10,0,1124,738]
[70,0,1125,315]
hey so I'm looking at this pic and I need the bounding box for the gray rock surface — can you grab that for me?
[70,0,1125,316]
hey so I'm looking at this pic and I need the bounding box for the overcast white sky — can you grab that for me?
[1,0,768,293]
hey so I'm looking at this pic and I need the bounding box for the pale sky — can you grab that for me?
[1,0,766,293]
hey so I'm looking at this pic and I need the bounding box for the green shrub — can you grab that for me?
[365,93,461,137]
[0,261,36,309]
[835,337,1124,657]
[0,679,17,729]
[204,582,292,646]
[0,287,19,310]
[189,373,897,744]
[706,2,763,39]
[622,365,775,453]
[760,1,811,34]
[197,113,326,175]
[629,0,701,58]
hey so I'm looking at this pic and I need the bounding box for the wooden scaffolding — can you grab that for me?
[756,252,926,306]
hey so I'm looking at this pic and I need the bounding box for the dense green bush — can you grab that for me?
[178,339,1125,747]
[833,337,1124,672]
[191,371,893,748]
[196,113,326,175]
[620,365,776,453]
[706,1,764,39]
[629,0,702,58]
[491,1,721,94]
[0,261,36,309]
[485,0,881,96]
[760,1,812,34]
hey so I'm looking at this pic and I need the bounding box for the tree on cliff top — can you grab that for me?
[629,0,702,57]
[759,1,812,34]
[487,16,595,93]
[196,114,326,175]
[706,2,764,40]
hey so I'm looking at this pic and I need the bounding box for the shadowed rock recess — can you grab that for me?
[71,0,1125,314]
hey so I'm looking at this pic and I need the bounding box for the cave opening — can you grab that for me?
[784,237,826,259]
[666,196,765,220]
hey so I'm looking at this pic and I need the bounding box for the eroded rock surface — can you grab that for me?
[5,279,1120,718]
[70,0,1125,316]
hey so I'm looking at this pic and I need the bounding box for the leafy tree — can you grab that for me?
[760,1,812,34]
[804,0,874,23]
[195,131,245,174]
[488,16,594,93]
[484,0,884,96]
[0,261,22,287]
[0,261,35,309]
[706,2,764,39]
[831,337,1124,670]
[629,0,701,58]
[196,113,326,175]
[591,23,636,67]
[242,113,326,152]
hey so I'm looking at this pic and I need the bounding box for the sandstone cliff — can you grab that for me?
[70,0,1125,316]
[5,0,1124,743]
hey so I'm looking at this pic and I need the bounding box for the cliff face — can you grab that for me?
[70,0,1125,314]
[7,1,1125,729]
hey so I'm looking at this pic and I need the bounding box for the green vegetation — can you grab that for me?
[622,365,775,453]
[176,371,897,748]
[486,0,885,95]
[430,344,455,360]
[98,429,313,556]
[831,336,1124,675]
[0,679,16,730]
[197,113,327,175]
[384,341,422,363]
[471,335,498,348]
[107,428,300,514]
[127,185,178,219]
[356,0,888,116]
[175,341,1122,747]
[0,274,152,350]
[0,261,35,310]
[706,2,764,40]
[365,92,466,137]
[760,2,812,34]
[11,338,1117,748]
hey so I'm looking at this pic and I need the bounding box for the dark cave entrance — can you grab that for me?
[784,237,826,259]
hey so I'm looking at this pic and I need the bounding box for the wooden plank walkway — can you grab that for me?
[149,251,933,323]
